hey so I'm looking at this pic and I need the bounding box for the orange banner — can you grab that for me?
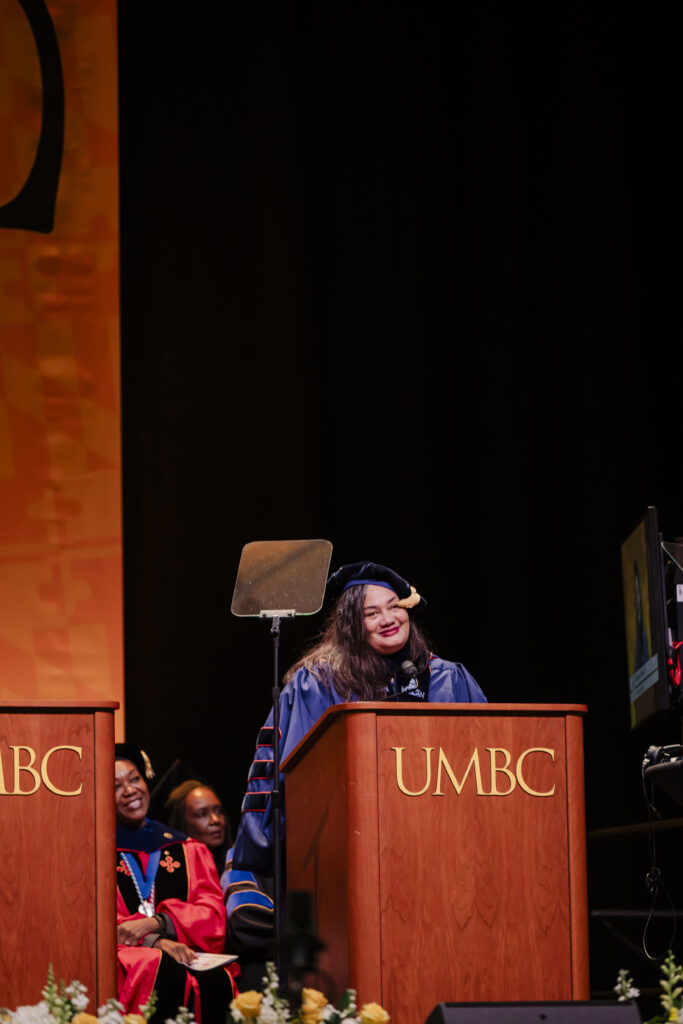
[0,0,123,733]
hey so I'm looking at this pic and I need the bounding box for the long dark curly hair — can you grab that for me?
[284,585,432,700]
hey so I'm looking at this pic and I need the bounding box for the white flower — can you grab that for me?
[613,968,640,1003]
[7,1003,55,1024]
[65,982,88,1008]
[164,1012,193,1024]
[257,1006,287,1024]
[96,999,126,1024]
[97,1000,125,1014]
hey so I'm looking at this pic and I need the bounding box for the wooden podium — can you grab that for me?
[0,700,118,1011]
[283,703,589,1024]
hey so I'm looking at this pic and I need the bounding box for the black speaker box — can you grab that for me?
[424,1001,642,1022]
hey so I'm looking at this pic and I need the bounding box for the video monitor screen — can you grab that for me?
[621,507,670,728]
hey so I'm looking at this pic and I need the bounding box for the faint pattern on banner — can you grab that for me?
[0,0,123,731]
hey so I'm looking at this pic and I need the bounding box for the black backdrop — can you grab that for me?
[118,4,682,1005]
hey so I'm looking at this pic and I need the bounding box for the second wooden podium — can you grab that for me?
[283,702,588,1024]
[0,700,118,1011]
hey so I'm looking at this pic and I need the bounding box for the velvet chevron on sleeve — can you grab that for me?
[221,845,275,956]
[233,666,345,875]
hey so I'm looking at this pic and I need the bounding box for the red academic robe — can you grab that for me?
[116,820,238,1023]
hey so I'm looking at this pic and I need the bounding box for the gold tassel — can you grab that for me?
[396,585,420,609]
[141,749,155,780]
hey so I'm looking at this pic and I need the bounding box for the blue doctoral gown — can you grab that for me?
[233,657,486,875]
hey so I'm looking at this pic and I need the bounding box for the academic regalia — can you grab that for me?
[233,655,487,875]
[220,845,274,992]
[116,819,238,1023]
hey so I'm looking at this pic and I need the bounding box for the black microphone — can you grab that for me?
[383,661,419,702]
[398,660,426,701]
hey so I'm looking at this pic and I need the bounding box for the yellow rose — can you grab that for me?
[72,1015,99,1024]
[360,1002,390,1023]
[123,1016,146,1024]
[230,990,263,1019]
[299,987,327,1023]
[300,1012,324,1024]
[301,988,327,1009]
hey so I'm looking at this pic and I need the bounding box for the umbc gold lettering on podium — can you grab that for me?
[393,747,435,795]
[434,747,485,795]
[486,747,516,795]
[0,745,83,796]
[515,747,555,797]
[392,746,555,797]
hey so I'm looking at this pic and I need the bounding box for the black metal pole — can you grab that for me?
[270,615,285,984]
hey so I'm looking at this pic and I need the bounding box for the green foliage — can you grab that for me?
[40,964,85,1024]
[139,990,158,1023]
[614,967,639,1002]
[229,963,385,1023]
[41,966,61,1019]
[5,968,188,1023]
[638,949,683,1024]
[659,950,683,1016]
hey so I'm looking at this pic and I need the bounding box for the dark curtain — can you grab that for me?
[118,5,682,1005]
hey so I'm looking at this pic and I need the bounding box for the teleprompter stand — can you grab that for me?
[231,539,332,981]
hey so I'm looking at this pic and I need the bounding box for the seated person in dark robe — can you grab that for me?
[165,779,232,877]
[115,743,239,1023]
[232,558,487,914]
[220,846,275,992]
[165,778,274,992]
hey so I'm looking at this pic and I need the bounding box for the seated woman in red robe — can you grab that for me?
[115,743,238,1023]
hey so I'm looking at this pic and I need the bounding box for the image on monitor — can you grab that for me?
[621,506,670,729]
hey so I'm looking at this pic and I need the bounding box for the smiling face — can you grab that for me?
[115,758,150,828]
[182,787,226,849]
[363,584,410,655]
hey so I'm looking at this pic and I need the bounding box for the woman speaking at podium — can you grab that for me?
[233,560,487,877]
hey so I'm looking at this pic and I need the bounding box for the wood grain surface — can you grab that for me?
[286,716,353,998]
[0,704,117,1010]
[284,704,588,1024]
[566,712,590,997]
[94,709,117,1002]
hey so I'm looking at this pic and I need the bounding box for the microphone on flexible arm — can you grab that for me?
[382,661,425,702]
[382,661,417,703]
[402,659,418,681]
[397,659,426,701]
